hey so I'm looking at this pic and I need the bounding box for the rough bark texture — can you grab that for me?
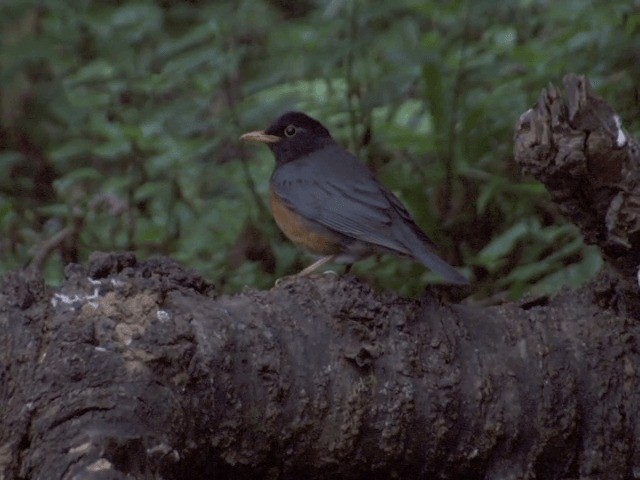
[514,73,640,317]
[1,76,639,479]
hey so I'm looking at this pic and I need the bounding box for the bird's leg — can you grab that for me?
[274,255,337,287]
[298,255,336,276]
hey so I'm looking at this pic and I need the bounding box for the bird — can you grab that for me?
[240,111,468,285]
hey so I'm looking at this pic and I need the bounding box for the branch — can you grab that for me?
[1,251,638,479]
[514,74,640,284]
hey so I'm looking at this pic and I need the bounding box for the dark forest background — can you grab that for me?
[1,0,638,298]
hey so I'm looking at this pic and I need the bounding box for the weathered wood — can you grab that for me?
[0,251,638,479]
[514,74,640,299]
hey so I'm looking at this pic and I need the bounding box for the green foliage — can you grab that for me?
[0,0,637,297]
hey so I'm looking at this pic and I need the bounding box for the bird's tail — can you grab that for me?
[412,246,469,285]
[382,186,468,284]
[399,221,468,284]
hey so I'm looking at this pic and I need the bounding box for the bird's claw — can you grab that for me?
[274,269,339,287]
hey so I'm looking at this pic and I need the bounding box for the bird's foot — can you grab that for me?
[322,270,339,277]
[274,270,339,287]
[274,275,294,287]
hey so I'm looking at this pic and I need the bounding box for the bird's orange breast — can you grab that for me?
[269,188,343,255]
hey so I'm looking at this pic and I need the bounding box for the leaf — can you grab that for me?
[134,182,172,202]
[477,221,532,265]
[65,60,115,86]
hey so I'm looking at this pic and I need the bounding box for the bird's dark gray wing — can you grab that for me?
[271,144,468,284]
[271,145,412,256]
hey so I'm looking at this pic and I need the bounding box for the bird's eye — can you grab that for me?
[284,125,297,137]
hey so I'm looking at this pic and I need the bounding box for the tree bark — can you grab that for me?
[514,73,640,317]
[1,75,639,479]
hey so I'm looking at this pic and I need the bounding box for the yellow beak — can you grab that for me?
[239,130,280,144]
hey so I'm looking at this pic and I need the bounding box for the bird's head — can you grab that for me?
[240,111,334,164]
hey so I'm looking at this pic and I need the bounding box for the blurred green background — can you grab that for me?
[1,0,638,298]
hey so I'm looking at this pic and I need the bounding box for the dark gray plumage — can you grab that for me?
[262,112,468,285]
